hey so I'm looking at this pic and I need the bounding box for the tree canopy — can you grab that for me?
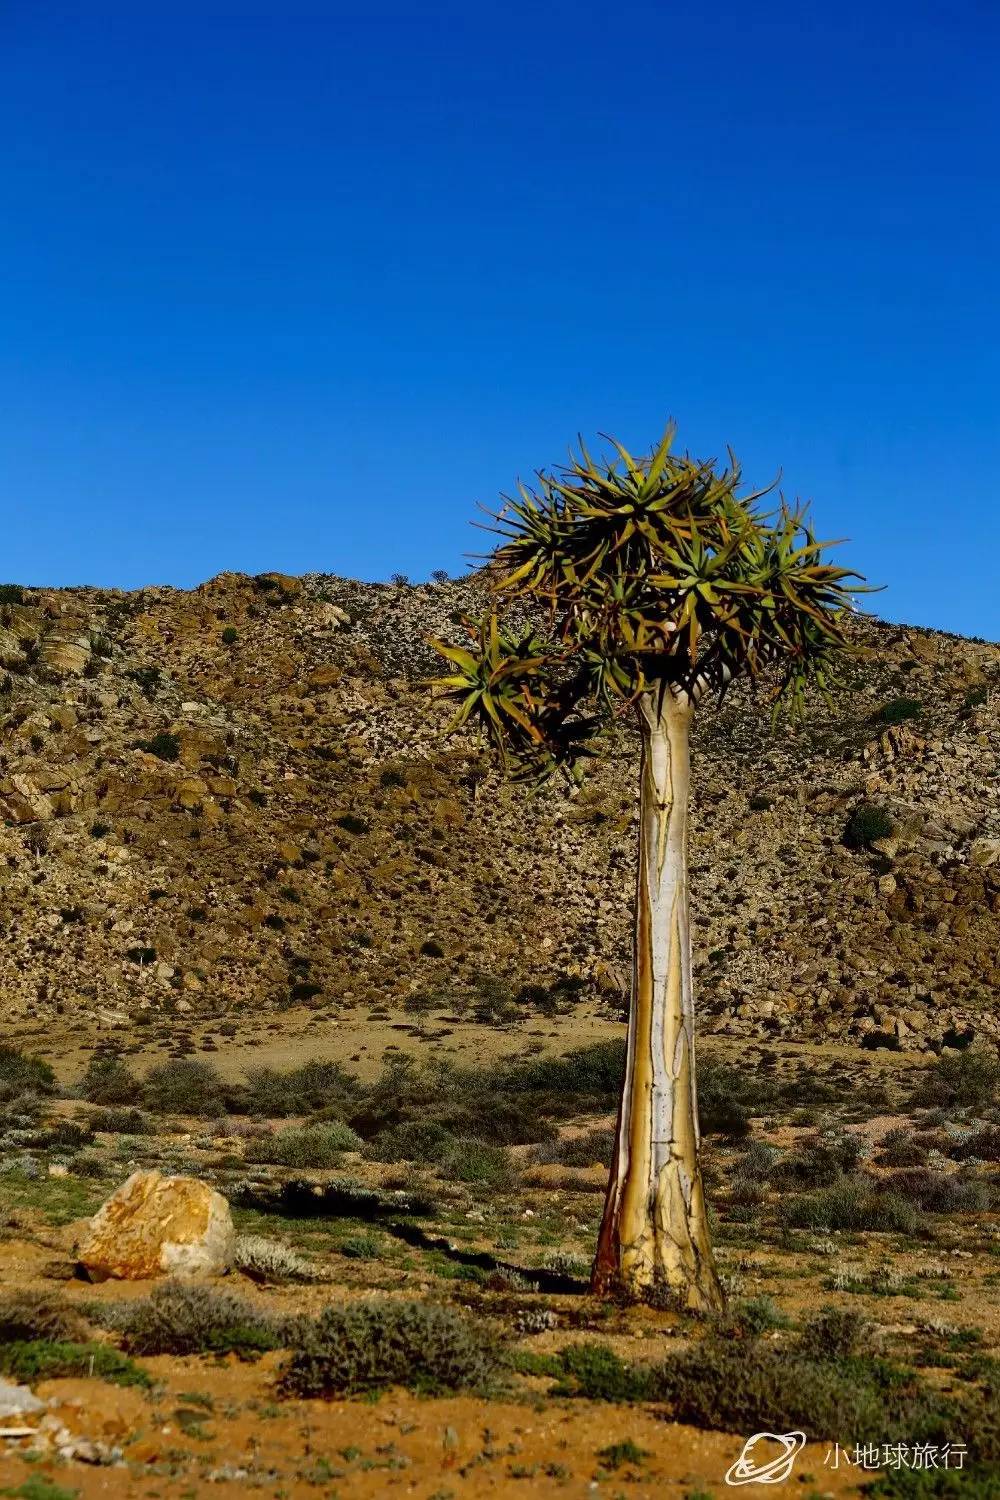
[431,424,868,780]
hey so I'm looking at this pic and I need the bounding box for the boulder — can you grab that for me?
[76,1170,235,1281]
[0,1378,46,1419]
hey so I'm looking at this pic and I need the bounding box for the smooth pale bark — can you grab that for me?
[592,689,723,1311]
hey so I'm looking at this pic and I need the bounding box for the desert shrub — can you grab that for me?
[719,1296,790,1336]
[647,1342,955,1442]
[368,1120,457,1163]
[143,1058,227,1117]
[89,1106,155,1135]
[844,802,894,849]
[883,1169,992,1214]
[109,1281,282,1358]
[77,1053,139,1105]
[772,1132,864,1188]
[438,1139,518,1188]
[135,731,181,762]
[278,1299,498,1397]
[337,1233,383,1259]
[0,1339,150,1388]
[221,626,238,644]
[0,1290,89,1344]
[233,1235,325,1284]
[799,1306,870,1360]
[552,1342,652,1401]
[530,1128,615,1167]
[781,1175,920,1234]
[543,1250,590,1279]
[0,1045,55,1102]
[335,813,368,835]
[29,1119,95,1150]
[914,1049,1000,1112]
[241,1059,357,1118]
[872,697,923,725]
[245,1121,361,1168]
[947,1126,1000,1162]
[69,1152,107,1178]
[879,1128,930,1167]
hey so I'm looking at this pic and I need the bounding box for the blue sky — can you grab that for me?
[2,1,997,637]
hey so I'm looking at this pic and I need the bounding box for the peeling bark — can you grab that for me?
[592,689,723,1312]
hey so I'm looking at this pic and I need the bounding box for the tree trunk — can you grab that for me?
[592,689,723,1312]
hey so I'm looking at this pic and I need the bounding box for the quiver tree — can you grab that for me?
[430,425,868,1311]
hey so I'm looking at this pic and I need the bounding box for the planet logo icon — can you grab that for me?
[725,1431,807,1485]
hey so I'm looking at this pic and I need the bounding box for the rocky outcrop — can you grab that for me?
[76,1170,236,1281]
[0,573,997,1051]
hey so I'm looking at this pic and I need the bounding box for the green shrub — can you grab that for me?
[368,1120,457,1163]
[596,1438,650,1470]
[872,698,923,725]
[135,731,181,762]
[439,1139,517,1189]
[78,1053,139,1105]
[89,1106,155,1135]
[337,1233,383,1260]
[0,1340,150,1388]
[279,1299,498,1397]
[844,802,894,849]
[246,1121,361,1168]
[772,1132,863,1187]
[531,1128,615,1167]
[884,1169,991,1214]
[0,1045,55,1102]
[0,1291,89,1344]
[221,626,239,644]
[879,1128,929,1167]
[647,1342,954,1442]
[336,813,369,835]
[914,1050,1000,1111]
[108,1281,282,1358]
[780,1175,919,1234]
[552,1342,651,1402]
[241,1060,357,1119]
[143,1058,227,1117]
[799,1307,870,1361]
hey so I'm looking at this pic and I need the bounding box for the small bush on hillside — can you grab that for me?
[135,731,181,762]
[781,1175,920,1234]
[108,1281,282,1358]
[884,1168,992,1214]
[879,1128,930,1167]
[279,1299,499,1397]
[438,1139,518,1188]
[143,1058,227,1117]
[844,802,894,850]
[241,1060,357,1118]
[77,1053,139,1105]
[0,1340,150,1388]
[800,1307,870,1361]
[245,1121,361,1168]
[773,1132,864,1188]
[530,1128,616,1167]
[0,1291,89,1344]
[647,1342,954,1442]
[89,1106,155,1135]
[233,1234,325,1284]
[368,1120,457,1163]
[0,1045,55,1102]
[947,1126,1000,1162]
[872,698,923,725]
[914,1049,1000,1112]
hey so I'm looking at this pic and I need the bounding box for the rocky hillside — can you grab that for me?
[0,572,998,1053]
